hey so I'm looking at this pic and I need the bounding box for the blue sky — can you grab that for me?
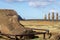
[0,0,60,19]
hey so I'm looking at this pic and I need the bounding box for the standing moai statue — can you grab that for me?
[56,13,58,21]
[48,13,50,20]
[52,12,54,21]
[44,14,47,20]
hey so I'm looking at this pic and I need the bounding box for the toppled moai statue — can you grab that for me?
[0,9,26,35]
[0,9,51,40]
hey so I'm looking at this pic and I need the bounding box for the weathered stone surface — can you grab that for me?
[0,9,26,35]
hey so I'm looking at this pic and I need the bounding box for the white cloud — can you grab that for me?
[6,0,25,2]
[15,0,26,2]
[6,0,13,2]
[50,9,58,13]
[49,0,55,2]
[17,0,24,1]
[29,1,50,7]
[5,0,56,2]
[5,0,56,7]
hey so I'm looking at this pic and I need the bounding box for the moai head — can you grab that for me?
[0,9,26,35]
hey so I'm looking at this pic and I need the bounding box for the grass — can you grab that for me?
[31,38,43,40]
[0,35,9,40]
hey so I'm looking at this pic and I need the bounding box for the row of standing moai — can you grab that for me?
[44,12,58,21]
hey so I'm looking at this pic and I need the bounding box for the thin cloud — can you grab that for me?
[5,0,57,7]
[50,9,56,12]
[48,0,56,2]
[56,2,60,5]
[6,0,13,2]
[29,1,50,7]
[5,0,56,2]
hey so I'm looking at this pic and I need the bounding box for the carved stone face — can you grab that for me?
[0,9,26,35]
[12,15,18,20]
[9,15,19,25]
[7,13,19,31]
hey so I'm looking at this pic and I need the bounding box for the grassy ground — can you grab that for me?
[0,38,43,40]
[0,22,60,40]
